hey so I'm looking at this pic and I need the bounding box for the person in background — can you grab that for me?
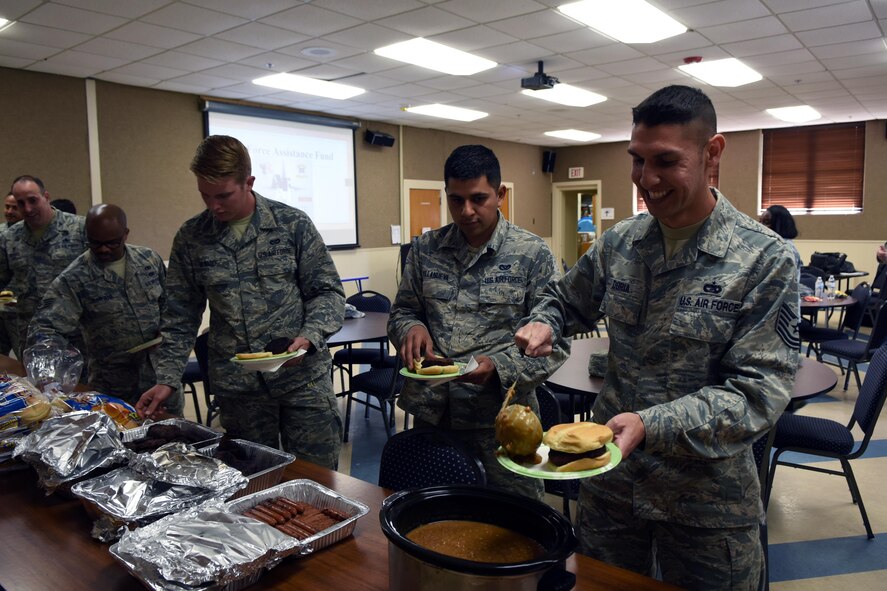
[0,192,23,355]
[760,204,801,266]
[50,198,77,215]
[2,192,22,230]
[388,144,570,500]
[0,176,88,358]
[876,243,886,264]
[516,85,799,590]
[136,135,345,469]
[28,204,181,412]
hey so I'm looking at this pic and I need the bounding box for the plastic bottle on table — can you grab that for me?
[827,275,836,298]
[814,277,824,299]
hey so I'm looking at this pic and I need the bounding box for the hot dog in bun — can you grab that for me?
[543,422,613,472]
[412,356,459,375]
[236,351,274,360]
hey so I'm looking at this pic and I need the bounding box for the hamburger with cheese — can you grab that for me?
[543,422,613,472]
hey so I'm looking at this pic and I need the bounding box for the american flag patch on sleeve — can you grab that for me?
[776,302,800,350]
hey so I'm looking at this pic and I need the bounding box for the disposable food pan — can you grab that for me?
[226,479,369,553]
[198,439,295,499]
[122,418,222,448]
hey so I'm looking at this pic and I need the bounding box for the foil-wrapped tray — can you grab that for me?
[198,439,295,499]
[12,410,130,493]
[123,418,222,449]
[225,479,369,553]
[109,501,308,591]
[72,442,249,541]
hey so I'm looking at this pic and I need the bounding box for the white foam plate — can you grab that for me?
[126,336,163,354]
[230,349,306,372]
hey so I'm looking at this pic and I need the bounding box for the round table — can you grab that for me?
[327,312,389,347]
[800,295,856,312]
[544,338,607,419]
[788,357,838,411]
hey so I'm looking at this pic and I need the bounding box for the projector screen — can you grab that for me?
[204,103,359,248]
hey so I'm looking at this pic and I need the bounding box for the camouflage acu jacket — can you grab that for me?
[389,214,569,429]
[0,208,88,320]
[153,193,344,397]
[29,245,166,402]
[530,192,800,527]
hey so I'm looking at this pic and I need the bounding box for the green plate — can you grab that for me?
[399,362,466,380]
[496,442,621,480]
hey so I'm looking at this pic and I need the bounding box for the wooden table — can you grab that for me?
[787,357,838,412]
[545,338,607,419]
[0,460,679,591]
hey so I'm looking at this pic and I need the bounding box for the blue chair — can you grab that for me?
[820,300,887,390]
[766,345,887,539]
[378,426,486,491]
[332,290,393,390]
[536,384,580,521]
[181,358,203,424]
[192,332,218,427]
[345,357,404,442]
[799,282,871,360]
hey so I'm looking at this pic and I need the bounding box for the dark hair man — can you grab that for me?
[516,85,800,589]
[388,144,570,499]
[137,136,345,469]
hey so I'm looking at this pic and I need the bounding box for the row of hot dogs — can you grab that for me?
[242,496,348,540]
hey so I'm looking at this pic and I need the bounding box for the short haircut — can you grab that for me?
[632,85,717,144]
[444,145,501,190]
[51,198,77,214]
[190,135,252,184]
[766,205,798,240]
[11,175,46,193]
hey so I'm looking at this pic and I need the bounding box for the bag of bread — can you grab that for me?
[0,374,56,439]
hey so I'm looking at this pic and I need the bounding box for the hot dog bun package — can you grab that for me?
[1,374,57,451]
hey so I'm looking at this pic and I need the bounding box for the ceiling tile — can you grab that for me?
[141,4,248,36]
[104,22,201,49]
[435,0,544,22]
[20,2,127,35]
[487,9,581,39]
[277,39,363,63]
[697,16,788,44]
[530,29,612,54]
[54,0,169,19]
[258,4,363,37]
[672,0,771,29]
[237,52,316,73]
[176,38,265,62]
[215,22,309,51]
[430,25,518,51]
[108,61,190,80]
[98,71,160,86]
[167,71,242,89]
[0,55,35,68]
[182,0,301,20]
[721,34,803,57]
[45,48,129,71]
[808,38,887,59]
[794,21,883,46]
[312,0,426,20]
[27,60,100,78]
[376,6,474,36]
[0,37,57,60]
[325,23,412,51]
[566,44,645,66]
[0,0,43,20]
[77,37,163,61]
[476,41,551,64]
[142,50,226,71]
[778,0,874,32]
[0,21,91,49]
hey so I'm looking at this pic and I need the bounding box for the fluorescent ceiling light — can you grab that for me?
[545,129,602,142]
[559,0,686,44]
[766,105,821,123]
[374,38,496,75]
[404,104,488,122]
[678,58,762,87]
[522,84,607,107]
[0,18,13,32]
[252,73,365,100]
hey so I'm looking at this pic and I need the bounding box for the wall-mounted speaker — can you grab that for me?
[364,129,395,147]
[542,150,556,173]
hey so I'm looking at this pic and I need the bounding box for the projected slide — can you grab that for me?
[207,109,358,248]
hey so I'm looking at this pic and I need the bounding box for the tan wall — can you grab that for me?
[0,68,91,213]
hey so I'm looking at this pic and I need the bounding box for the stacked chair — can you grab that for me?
[799,282,871,361]
[820,300,887,390]
[378,426,486,491]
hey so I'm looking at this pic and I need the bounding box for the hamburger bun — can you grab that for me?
[412,356,459,375]
[236,351,274,360]
[0,290,13,298]
[543,422,613,472]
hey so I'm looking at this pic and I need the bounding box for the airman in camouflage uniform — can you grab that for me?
[28,204,182,413]
[389,145,569,500]
[0,176,88,359]
[0,192,23,355]
[517,86,799,590]
[137,136,345,469]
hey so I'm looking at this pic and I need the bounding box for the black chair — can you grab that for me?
[536,384,580,521]
[765,345,887,539]
[192,332,218,427]
[181,357,203,424]
[799,282,871,360]
[332,290,393,390]
[863,263,887,327]
[345,356,404,442]
[752,429,777,591]
[820,300,887,390]
[378,426,486,491]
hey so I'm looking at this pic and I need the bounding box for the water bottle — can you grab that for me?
[827,275,836,298]
[814,277,824,300]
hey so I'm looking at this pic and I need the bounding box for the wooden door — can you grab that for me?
[500,186,511,221]
[409,188,441,239]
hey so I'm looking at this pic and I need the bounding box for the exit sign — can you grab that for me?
[568,167,584,179]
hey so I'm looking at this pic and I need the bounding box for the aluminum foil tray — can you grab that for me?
[199,439,295,500]
[123,418,221,448]
[226,479,369,552]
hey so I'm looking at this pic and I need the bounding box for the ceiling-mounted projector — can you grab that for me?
[521,61,559,91]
